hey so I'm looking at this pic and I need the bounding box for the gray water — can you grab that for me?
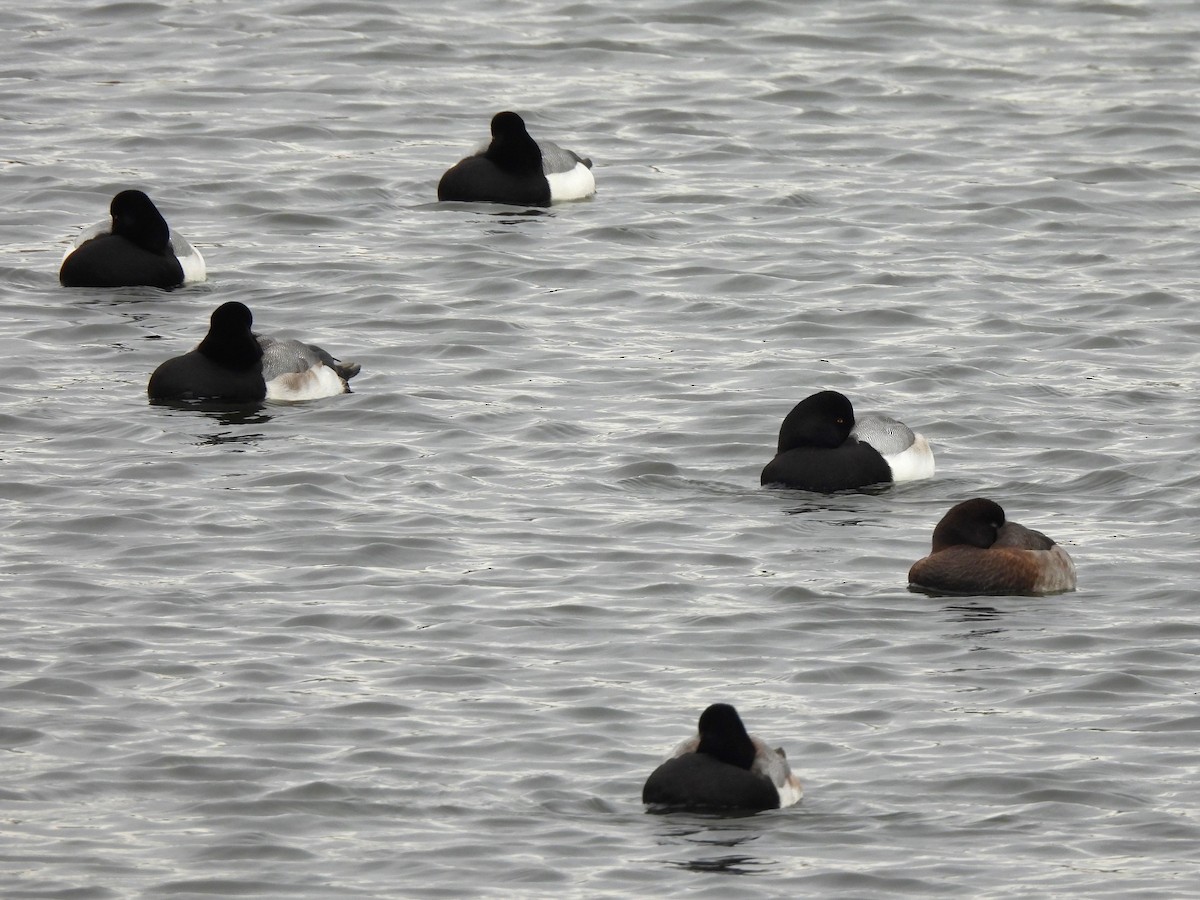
[3,0,1199,897]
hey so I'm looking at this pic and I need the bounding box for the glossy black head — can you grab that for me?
[197,301,263,371]
[930,498,1006,552]
[696,703,756,771]
[110,189,172,255]
[485,111,543,177]
[776,390,856,454]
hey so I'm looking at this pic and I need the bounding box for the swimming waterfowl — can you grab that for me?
[148,301,359,403]
[60,189,206,288]
[642,703,803,812]
[437,111,595,206]
[761,390,934,492]
[908,498,1077,595]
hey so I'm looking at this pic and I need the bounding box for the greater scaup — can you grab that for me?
[642,703,803,812]
[761,390,934,492]
[60,189,206,288]
[437,111,595,206]
[148,301,360,403]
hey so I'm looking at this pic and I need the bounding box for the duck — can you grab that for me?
[60,189,206,288]
[437,111,595,207]
[908,498,1077,595]
[148,301,360,403]
[642,703,803,812]
[761,390,934,492]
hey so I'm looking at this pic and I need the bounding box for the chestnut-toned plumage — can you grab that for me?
[908,498,1076,595]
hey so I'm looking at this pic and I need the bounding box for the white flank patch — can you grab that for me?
[62,220,109,262]
[775,774,804,808]
[546,162,596,202]
[265,364,347,401]
[883,433,936,482]
[170,232,207,284]
[62,220,207,284]
[751,737,804,808]
[852,414,935,482]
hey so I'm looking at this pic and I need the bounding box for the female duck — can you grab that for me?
[908,498,1077,595]
[148,301,360,403]
[60,189,206,288]
[642,703,803,812]
[761,390,934,492]
[437,111,595,206]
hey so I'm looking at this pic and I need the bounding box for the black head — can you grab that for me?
[930,498,1006,552]
[775,390,856,454]
[197,301,263,371]
[696,703,757,771]
[485,111,543,177]
[110,189,172,255]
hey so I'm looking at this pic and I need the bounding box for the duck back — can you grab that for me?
[148,350,265,402]
[60,233,185,288]
[761,442,892,492]
[642,753,781,811]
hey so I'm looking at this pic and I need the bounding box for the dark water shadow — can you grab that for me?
[649,814,781,877]
[943,602,1008,622]
[68,282,216,304]
[779,497,890,525]
[149,397,269,419]
[776,483,894,520]
[425,199,551,222]
[149,399,274,448]
[939,600,1012,648]
[665,853,773,876]
[648,811,787,883]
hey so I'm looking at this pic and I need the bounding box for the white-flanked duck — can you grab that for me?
[148,302,359,403]
[642,703,803,812]
[761,390,934,492]
[437,111,595,207]
[60,189,206,289]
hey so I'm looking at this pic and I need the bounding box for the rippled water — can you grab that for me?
[3,0,1199,896]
